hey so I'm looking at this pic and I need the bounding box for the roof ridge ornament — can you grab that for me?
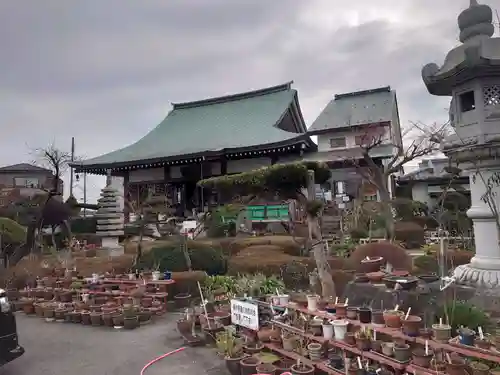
[458,0,494,43]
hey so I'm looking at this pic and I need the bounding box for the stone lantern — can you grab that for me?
[422,0,500,288]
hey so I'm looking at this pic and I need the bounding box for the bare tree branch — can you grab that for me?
[30,142,72,193]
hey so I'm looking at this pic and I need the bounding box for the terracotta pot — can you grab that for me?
[383,310,403,328]
[225,355,247,375]
[393,343,410,362]
[432,323,451,342]
[360,256,384,273]
[290,363,315,375]
[355,337,371,351]
[256,363,276,375]
[366,271,385,283]
[335,304,347,318]
[23,300,35,314]
[371,310,385,325]
[345,332,356,346]
[470,361,490,375]
[412,348,433,368]
[240,356,259,375]
[90,312,102,326]
[401,315,422,337]
[81,312,91,325]
[446,358,467,375]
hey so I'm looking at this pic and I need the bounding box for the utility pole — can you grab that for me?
[69,137,75,197]
[83,171,87,217]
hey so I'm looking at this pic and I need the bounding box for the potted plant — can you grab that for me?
[216,331,246,375]
[393,343,411,362]
[239,356,260,375]
[290,360,315,375]
[469,361,490,375]
[401,315,422,337]
[123,305,139,329]
[81,310,91,325]
[412,348,433,368]
[307,342,323,361]
[255,363,276,375]
[332,319,349,340]
[242,340,264,355]
[383,309,404,328]
[354,327,371,351]
[90,311,102,326]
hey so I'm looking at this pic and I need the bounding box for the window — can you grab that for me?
[459,91,475,112]
[329,137,346,148]
[483,85,500,109]
[14,177,39,188]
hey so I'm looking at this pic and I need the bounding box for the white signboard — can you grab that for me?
[230,299,259,330]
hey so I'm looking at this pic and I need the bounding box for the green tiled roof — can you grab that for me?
[78,82,309,168]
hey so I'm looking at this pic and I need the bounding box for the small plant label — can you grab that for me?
[230,299,259,330]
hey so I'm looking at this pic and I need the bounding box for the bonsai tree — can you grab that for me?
[198,161,337,298]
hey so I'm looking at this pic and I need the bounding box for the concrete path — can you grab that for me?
[1,312,226,375]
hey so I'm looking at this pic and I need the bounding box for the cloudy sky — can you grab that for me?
[1,0,496,203]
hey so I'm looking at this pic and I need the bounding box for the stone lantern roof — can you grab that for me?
[422,0,500,96]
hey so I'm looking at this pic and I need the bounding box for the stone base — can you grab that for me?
[453,264,500,288]
[101,237,124,257]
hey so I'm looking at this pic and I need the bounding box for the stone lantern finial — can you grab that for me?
[458,0,494,43]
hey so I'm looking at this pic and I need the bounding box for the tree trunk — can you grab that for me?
[378,186,394,241]
[306,170,336,299]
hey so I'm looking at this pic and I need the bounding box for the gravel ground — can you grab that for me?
[1,312,226,375]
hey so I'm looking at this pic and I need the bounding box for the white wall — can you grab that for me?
[316,126,391,153]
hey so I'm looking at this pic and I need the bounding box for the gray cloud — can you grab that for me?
[0,0,488,202]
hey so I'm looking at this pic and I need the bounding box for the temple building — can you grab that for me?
[74,82,316,217]
[305,86,402,203]
[397,157,470,210]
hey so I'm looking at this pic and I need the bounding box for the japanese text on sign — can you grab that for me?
[230,299,259,330]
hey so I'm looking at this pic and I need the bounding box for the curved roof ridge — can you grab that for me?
[172,81,294,110]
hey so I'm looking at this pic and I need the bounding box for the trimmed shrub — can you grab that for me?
[348,241,412,272]
[394,221,425,248]
[138,243,227,275]
[71,217,96,234]
[413,255,439,274]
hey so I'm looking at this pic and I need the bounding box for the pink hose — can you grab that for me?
[140,347,186,375]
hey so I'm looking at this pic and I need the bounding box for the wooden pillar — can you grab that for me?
[123,171,130,223]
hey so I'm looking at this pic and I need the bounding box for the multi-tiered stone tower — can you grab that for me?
[96,170,124,256]
[422,0,500,288]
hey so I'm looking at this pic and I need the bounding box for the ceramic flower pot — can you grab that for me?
[240,356,259,375]
[345,332,356,346]
[475,338,491,349]
[381,342,394,357]
[257,326,280,342]
[90,312,102,326]
[332,319,349,340]
[366,271,385,283]
[432,323,451,342]
[225,355,246,375]
[279,294,289,306]
[81,312,91,325]
[307,294,319,312]
[174,293,191,309]
[346,307,358,319]
[470,361,490,375]
[307,342,323,361]
[393,343,410,362]
[282,335,297,351]
[328,354,343,369]
[291,363,315,375]
[401,315,422,337]
[322,323,334,340]
[124,316,139,330]
[360,256,384,273]
[458,327,475,346]
[275,359,294,374]
[358,307,371,323]
[383,310,404,328]
[309,320,323,336]
[412,348,434,368]
[243,343,263,355]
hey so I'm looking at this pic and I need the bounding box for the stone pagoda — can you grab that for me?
[422,0,500,288]
[96,170,124,256]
